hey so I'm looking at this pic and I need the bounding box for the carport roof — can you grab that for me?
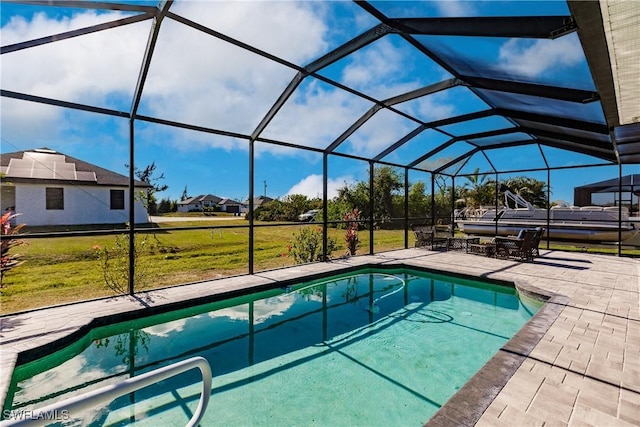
[1,0,638,176]
[574,174,640,193]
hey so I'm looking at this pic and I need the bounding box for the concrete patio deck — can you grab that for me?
[1,248,638,426]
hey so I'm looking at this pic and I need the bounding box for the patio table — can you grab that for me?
[446,236,480,252]
[468,242,496,257]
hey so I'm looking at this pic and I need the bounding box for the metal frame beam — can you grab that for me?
[408,138,456,169]
[130,2,172,115]
[305,23,392,73]
[461,76,599,103]
[1,13,154,54]
[1,89,130,118]
[324,105,383,153]
[387,16,576,39]
[495,108,609,134]
[10,1,156,12]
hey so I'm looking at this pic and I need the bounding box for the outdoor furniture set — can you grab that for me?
[411,224,480,252]
[412,224,545,262]
[411,224,449,250]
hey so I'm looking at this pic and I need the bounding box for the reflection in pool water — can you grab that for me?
[3,268,542,426]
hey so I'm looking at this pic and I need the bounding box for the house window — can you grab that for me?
[110,190,125,210]
[46,188,64,210]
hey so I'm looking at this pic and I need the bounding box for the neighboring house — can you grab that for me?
[177,194,246,214]
[245,195,274,210]
[177,194,222,212]
[218,198,244,214]
[0,148,150,226]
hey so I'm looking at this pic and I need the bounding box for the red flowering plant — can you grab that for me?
[281,243,293,266]
[344,208,360,256]
[1,211,26,287]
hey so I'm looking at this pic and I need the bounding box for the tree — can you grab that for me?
[326,198,352,226]
[433,175,454,223]
[180,186,189,201]
[127,161,169,215]
[157,197,173,214]
[252,195,320,222]
[336,181,370,221]
[372,166,403,224]
[408,181,429,218]
[281,194,319,221]
[502,176,548,208]
[333,166,404,226]
[460,168,495,208]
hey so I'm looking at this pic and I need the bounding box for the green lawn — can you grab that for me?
[0,221,407,314]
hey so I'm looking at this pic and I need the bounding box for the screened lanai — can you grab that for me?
[1,0,639,302]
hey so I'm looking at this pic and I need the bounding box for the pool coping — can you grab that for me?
[1,249,638,425]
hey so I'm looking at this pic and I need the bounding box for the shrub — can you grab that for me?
[289,226,337,264]
[93,234,154,294]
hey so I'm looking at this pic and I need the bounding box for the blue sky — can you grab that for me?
[1,1,636,205]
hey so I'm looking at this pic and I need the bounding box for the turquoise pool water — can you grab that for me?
[3,268,541,426]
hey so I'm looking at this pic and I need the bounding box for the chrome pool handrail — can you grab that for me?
[1,356,212,427]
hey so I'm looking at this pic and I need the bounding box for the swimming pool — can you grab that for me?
[2,267,542,426]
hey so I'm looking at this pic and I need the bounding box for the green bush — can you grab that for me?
[288,226,337,264]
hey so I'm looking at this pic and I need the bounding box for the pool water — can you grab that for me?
[3,268,541,426]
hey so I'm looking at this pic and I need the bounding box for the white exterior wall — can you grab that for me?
[177,203,197,212]
[12,183,148,226]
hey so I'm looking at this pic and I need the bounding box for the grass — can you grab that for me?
[0,221,406,314]
[1,220,637,314]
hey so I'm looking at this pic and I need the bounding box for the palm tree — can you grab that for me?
[502,177,549,208]
[460,168,494,208]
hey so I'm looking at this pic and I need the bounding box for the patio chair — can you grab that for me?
[530,227,545,258]
[411,224,449,250]
[494,229,538,261]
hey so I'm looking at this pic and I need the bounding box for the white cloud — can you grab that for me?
[344,110,415,158]
[340,38,431,100]
[211,295,296,324]
[144,318,189,338]
[138,1,331,138]
[342,39,405,89]
[0,1,454,163]
[259,79,372,149]
[16,355,112,414]
[497,35,584,79]
[2,11,146,101]
[286,174,355,199]
[0,2,330,149]
[434,1,478,17]
[172,1,328,65]
[416,94,458,122]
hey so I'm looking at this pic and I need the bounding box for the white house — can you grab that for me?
[0,148,150,226]
[177,194,246,214]
[218,198,244,214]
[177,194,222,212]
